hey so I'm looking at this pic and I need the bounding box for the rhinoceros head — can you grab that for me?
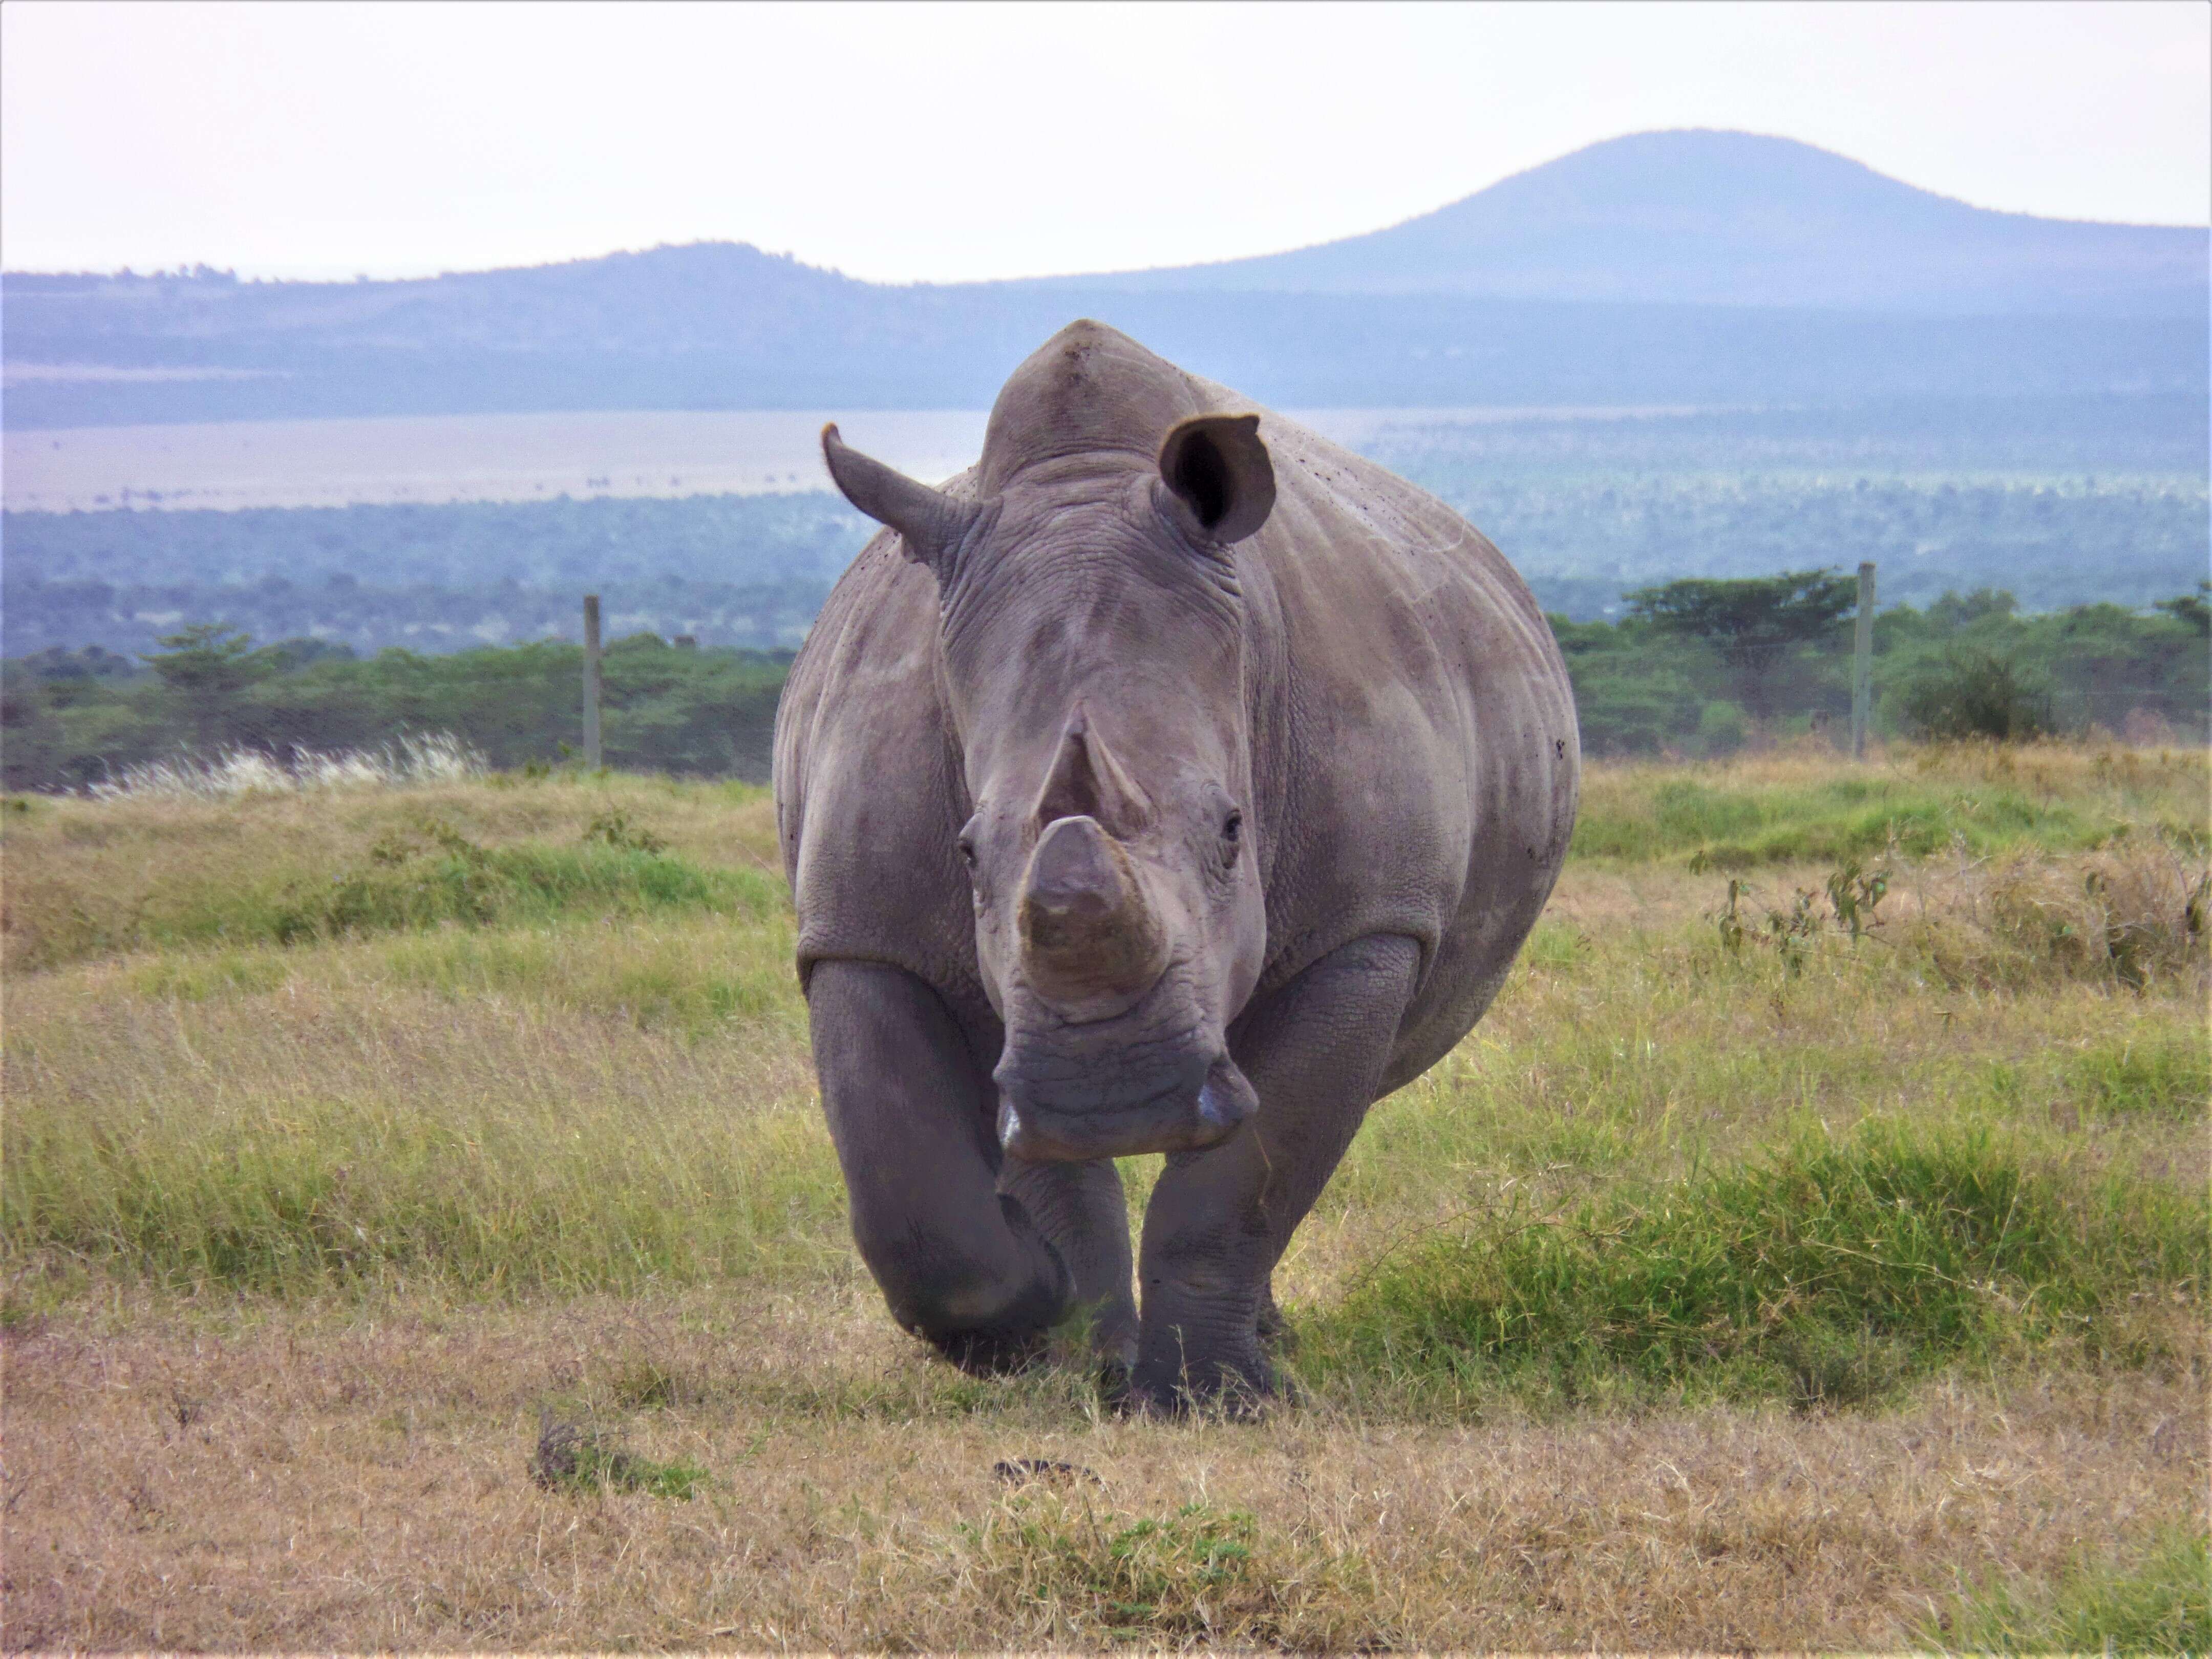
[821,386,1276,1163]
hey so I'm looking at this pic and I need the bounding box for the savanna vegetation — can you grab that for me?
[4,739,2203,1649]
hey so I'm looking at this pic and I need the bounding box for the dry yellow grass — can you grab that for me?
[3,746,2205,1649]
[4,1291,2201,1651]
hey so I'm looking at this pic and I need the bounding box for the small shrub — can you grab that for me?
[1825,856,1890,942]
[1764,886,1822,977]
[1707,869,1880,972]
[1712,875,1750,952]
[1905,838,2212,992]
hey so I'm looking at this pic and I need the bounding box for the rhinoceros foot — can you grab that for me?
[923,1323,1054,1377]
[1117,1348,1286,1420]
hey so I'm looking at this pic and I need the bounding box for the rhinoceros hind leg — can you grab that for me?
[807,960,1073,1367]
[1129,933,1421,1413]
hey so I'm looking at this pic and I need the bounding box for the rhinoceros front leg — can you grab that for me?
[998,1156,1139,1375]
[807,960,1072,1371]
[1130,932,1422,1411]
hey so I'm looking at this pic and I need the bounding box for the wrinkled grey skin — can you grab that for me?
[774,321,1578,1410]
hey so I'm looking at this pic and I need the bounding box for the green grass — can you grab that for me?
[121,910,803,1042]
[6,756,2202,1419]
[1299,1117,2207,1412]
[961,1500,1262,1640]
[1572,775,2107,866]
[2065,1033,2212,1123]
[1965,1036,2211,1129]
[13,835,781,968]
[161,822,780,953]
[1929,1526,2211,1655]
[1569,745,2208,868]
[2,1072,845,1301]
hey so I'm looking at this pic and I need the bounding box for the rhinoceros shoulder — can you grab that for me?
[774,516,986,1013]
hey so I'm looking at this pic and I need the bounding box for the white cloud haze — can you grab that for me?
[3,0,2206,283]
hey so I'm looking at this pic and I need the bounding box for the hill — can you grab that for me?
[3,132,2203,428]
[1022,130,2208,315]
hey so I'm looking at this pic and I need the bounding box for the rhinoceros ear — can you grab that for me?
[1158,413,1275,545]
[821,423,982,577]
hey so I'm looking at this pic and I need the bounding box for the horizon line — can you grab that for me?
[4,127,2206,290]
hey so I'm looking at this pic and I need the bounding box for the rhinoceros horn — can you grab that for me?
[1019,713,1167,1019]
[1018,815,1171,1022]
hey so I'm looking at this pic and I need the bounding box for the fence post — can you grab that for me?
[582,593,603,770]
[1851,561,1876,760]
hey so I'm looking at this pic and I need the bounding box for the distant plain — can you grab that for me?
[2,407,994,513]
[5,395,2203,660]
[0,405,1703,514]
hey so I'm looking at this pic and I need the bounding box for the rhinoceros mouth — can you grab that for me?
[996,1054,1257,1163]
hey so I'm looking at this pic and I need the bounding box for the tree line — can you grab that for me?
[1560,575,2207,754]
[3,578,2204,794]
[3,629,789,792]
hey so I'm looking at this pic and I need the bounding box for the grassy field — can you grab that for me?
[3,742,2205,1650]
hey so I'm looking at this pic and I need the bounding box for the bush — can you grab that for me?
[1898,644,2052,740]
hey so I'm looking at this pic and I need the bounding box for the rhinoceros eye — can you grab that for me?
[1221,810,1243,867]
[956,837,978,870]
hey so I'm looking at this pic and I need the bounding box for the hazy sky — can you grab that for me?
[4,1,2206,283]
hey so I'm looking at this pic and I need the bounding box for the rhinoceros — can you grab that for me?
[773,320,1578,1410]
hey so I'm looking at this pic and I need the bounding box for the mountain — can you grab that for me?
[3,131,2203,428]
[1019,130,2208,316]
